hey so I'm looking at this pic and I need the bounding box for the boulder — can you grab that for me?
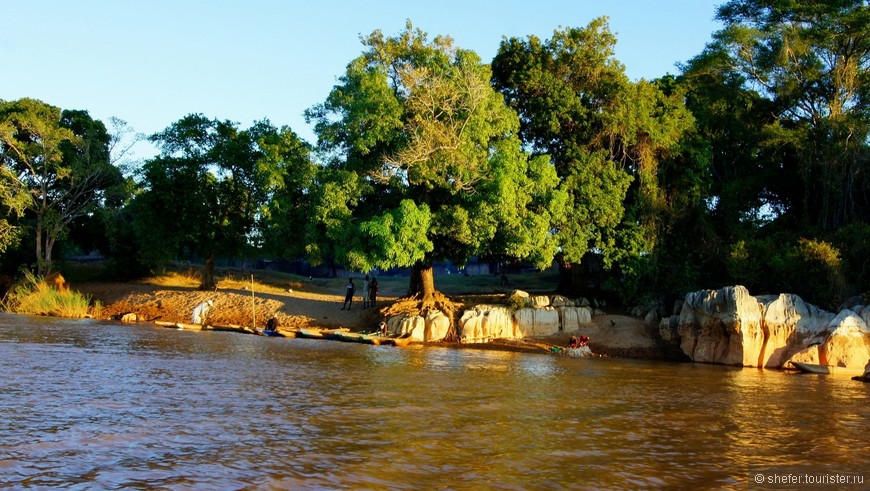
[674,286,870,370]
[515,307,560,337]
[550,295,575,308]
[787,344,821,365]
[530,295,550,308]
[508,290,532,308]
[818,310,870,368]
[459,305,514,344]
[120,312,138,323]
[659,315,679,342]
[559,306,593,332]
[759,294,833,367]
[392,314,426,341]
[786,311,870,371]
[678,286,764,366]
[425,310,451,342]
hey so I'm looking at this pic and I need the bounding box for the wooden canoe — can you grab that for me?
[790,361,865,376]
[297,328,326,339]
[155,321,204,330]
[154,321,260,335]
[335,331,382,345]
[297,327,349,340]
[365,332,413,347]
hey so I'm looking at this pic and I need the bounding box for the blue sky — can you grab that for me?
[3,1,722,155]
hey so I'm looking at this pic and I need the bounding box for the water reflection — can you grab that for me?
[1,313,868,489]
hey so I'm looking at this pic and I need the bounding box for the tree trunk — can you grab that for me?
[35,216,45,276]
[408,260,435,301]
[199,253,217,291]
[44,234,56,277]
[555,254,584,297]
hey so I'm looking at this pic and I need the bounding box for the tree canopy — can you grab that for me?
[132,115,312,287]
[492,19,694,295]
[0,98,120,274]
[305,22,565,299]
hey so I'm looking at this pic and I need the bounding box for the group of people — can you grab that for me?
[341,275,379,310]
[567,335,589,349]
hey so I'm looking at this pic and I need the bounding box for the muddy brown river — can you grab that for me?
[1,313,867,489]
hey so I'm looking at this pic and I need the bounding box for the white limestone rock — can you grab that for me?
[559,306,593,332]
[425,310,451,342]
[515,306,560,337]
[459,305,515,344]
[759,294,833,367]
[530,295,550,308]
[678,286,764,366]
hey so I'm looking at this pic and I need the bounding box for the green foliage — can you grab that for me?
[835,222,870,294]
[0,164,28,255]
[774,238,846,308]
[306,22,563,294]
[3,270,96,318]
[352,200,434,271]
[492,19,694,283]
[134,115,313,266]
[710,0,870,230]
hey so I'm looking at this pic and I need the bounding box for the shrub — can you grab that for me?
[2,271,95,318]
[773,238,846,308]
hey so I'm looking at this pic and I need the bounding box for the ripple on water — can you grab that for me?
[1,316,869,489]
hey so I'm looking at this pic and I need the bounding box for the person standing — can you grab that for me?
[341,278,355,310]
[369,277,379,309]
[191,300,214,324]
[362,275,371,309]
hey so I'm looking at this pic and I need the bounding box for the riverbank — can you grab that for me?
[71,269,662,359]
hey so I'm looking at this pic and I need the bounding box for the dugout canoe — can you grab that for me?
[790,361,865,376]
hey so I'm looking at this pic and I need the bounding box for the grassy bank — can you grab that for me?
[3,271,98,318]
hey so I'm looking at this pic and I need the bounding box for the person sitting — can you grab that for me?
[567,336,579,349]
[265,315,279,332]
[378,320,388,336]
[579,335,590,347]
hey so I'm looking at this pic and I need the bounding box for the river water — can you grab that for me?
[1,313,868,490]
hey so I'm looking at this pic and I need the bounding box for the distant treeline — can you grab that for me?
[1,1,868,309]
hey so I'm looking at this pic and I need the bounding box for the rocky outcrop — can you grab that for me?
[668,285,870,370]
[787,310,870,369]
[515,307,560,337]
[677,286,764,366]
[758,294,833,367]
[456,293,594,344]
[458,305,515,343]
[387,310,451,343]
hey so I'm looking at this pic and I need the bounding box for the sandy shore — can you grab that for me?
[78,280,396,331]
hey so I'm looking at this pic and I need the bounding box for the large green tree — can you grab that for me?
[135,115,311,288]
[0,164,28,256]
[708,0,870,230]
[305,23,565,301]
[491,19,694,296]
[0,98,119,275]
